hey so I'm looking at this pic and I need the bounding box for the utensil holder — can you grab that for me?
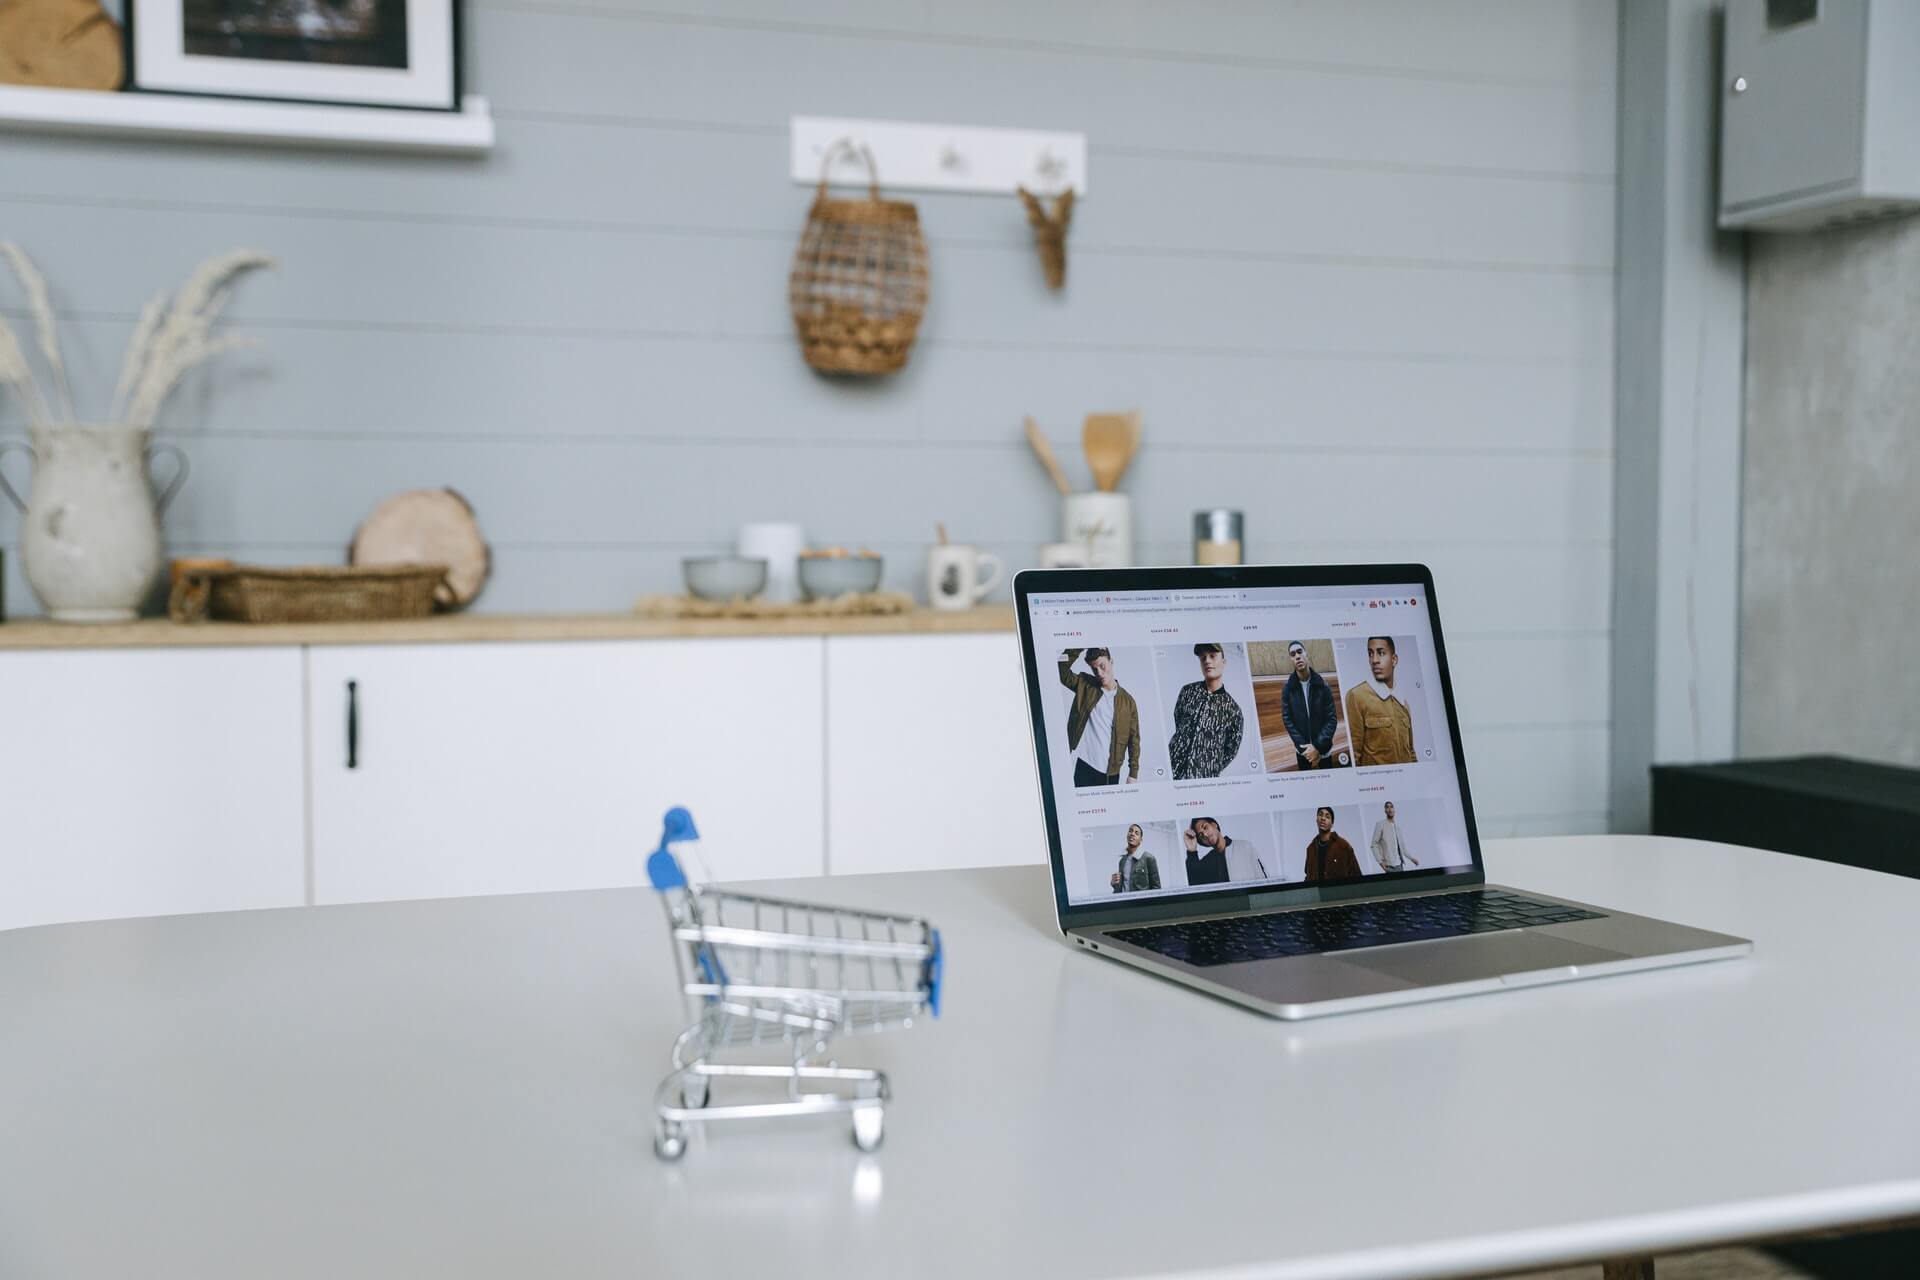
[1062,492,1133,568]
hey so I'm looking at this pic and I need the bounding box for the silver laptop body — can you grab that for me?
[1013,564,1751,1020]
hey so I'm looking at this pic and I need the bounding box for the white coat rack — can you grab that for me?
[790,116,1088,196]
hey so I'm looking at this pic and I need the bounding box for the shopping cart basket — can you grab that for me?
[645,807,943,1160]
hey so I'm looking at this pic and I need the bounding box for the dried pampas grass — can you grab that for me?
[0,317,52,426]
[117,249,274,429]
[0,242,272,432]
[0,243,72,421]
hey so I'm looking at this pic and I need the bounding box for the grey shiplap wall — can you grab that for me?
[1742,217,1920,766]
[0,0,1618,835]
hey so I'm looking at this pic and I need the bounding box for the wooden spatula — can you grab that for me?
[1083,411,1141,493]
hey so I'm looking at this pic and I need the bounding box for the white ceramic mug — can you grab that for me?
[735,522,805,604]
[927,544,1003,610]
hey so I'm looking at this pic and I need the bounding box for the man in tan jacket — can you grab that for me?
[1344,635,1416,766]
[1058,647,1141,787]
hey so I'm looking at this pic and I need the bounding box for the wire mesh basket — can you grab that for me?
[646,807,942,1160]
[787,140,930,377]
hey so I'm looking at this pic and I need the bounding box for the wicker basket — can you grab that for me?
[169,564,451,624]
[788,141,929,376]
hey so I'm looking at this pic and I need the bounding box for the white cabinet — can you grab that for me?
[0,647,305,931]
[0,626,1021,928]
[305,639,824,905]
[824,633,1043,874]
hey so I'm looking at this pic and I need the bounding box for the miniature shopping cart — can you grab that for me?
[645,807,943,1161]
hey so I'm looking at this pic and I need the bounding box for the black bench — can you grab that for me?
[1651,754,1920,879]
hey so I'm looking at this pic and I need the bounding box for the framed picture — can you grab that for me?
[126,0,461,111]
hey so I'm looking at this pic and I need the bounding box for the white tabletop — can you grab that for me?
[2,836,1917,1280]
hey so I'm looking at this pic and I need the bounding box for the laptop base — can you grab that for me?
[1072,885,1751,1020]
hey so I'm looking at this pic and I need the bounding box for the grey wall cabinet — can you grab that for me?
[1720,0,1920,230]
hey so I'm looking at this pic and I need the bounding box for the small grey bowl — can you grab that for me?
[798,554,884,600]
[683,556,768,602]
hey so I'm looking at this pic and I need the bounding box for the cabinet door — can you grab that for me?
[1721,0,1867,212]
[825,633,1044,874]
[0,648,306,932]
[306,639,824,905]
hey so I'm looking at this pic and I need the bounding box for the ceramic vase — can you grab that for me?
[0,424,188,622]
[1062,492,1133,568]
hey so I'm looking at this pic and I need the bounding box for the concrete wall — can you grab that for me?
[0,1,1618,834]
[1742,217,1920,766]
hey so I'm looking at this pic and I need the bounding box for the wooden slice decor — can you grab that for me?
[350,488,491,609]
[0,0,125,90]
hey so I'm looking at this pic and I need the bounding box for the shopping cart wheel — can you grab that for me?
[851,1106,884,1153]
[654,1119,689,1161]
[680,1075,710,1110]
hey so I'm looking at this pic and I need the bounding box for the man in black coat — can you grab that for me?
[1279,640,1340,769]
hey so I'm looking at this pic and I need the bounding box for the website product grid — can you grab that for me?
[1033,586,1476,907]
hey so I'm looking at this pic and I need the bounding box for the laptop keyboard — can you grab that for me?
[1106,889,1604,968]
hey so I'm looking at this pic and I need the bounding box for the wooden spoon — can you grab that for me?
[1083,410,1141,493]
[1024,416,1073,496]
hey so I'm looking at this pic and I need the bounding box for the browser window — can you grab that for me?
[1027,584,1476,906]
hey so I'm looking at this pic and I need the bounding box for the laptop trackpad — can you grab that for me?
[1344,931,1629,987]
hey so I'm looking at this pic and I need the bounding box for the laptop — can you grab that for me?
[1013,563,1751,1019]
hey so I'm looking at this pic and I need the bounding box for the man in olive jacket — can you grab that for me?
[1058,646,1142,787]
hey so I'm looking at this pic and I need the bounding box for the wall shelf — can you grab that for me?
[0,84,493,154]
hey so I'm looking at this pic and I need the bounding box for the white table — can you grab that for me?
[3,836,1916,1279]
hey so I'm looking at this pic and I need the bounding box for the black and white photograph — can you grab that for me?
[185,0,410,66]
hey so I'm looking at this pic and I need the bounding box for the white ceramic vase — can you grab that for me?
[0,424,188,623]
[1062,492,1134,568]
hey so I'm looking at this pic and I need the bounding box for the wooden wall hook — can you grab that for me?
[1017,186,1075,291]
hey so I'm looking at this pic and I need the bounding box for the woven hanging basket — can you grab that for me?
[788,141,929,376]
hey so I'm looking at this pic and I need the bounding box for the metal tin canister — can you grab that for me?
[1193,510,1243,565]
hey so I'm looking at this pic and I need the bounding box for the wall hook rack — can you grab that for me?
[792,116,1087,197]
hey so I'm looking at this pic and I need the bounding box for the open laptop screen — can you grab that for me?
[1019,570,1480,912]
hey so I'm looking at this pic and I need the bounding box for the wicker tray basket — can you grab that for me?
[788,141,929,376]
[169,564,451,624]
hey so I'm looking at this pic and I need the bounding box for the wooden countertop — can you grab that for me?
[0,606,1016,650]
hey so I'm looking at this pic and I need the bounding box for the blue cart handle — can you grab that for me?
[647,806,701,891]
[926,929,943,1018]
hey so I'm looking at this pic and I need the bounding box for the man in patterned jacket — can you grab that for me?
[1168,643,1246,780]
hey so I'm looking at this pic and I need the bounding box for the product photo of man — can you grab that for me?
[1302,806,1361,882]
[1167,643,1246,780]
[1058,646,1142,788]
[1369,800,1420,873]
[1182,815,1269,885]
[1344,635,1416,766]
[1280,640,1342,769]
[1111,823,1161,893]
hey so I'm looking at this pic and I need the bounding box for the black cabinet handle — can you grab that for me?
[346,680,359,770]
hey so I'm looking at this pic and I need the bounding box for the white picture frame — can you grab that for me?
[129,0,459,111]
